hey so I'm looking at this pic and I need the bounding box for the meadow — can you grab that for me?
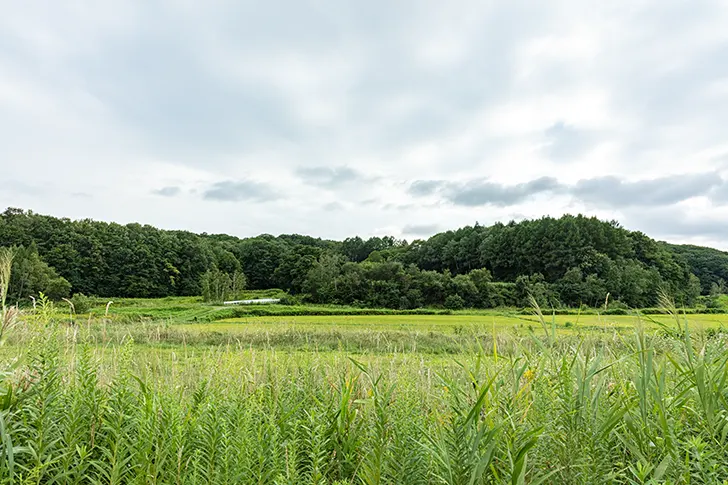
[1,295,728,484]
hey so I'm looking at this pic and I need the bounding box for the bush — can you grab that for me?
[444,294,465,310]
[604,300,629,314]
[703,296,724,309]
[70,292,92,314]
[278,294,301,306]
[46,277,71,301]
[603,308,628,315]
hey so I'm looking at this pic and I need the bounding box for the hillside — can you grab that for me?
[667,243,728,294]
[0,207,719,308]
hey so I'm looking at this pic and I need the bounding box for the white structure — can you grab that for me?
[223,298,281,305]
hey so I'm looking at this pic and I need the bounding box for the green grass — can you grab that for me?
[68,297,457,325]
[205,312,728,331]
[50,294,728,326]
[2,297,728,483]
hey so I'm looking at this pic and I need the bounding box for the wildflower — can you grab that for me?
[523,369,536,382]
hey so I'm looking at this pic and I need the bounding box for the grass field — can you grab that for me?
[203,312,728,332]
[62,293,728,323]
[2,296,728,483]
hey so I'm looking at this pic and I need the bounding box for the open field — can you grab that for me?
[59,293,728,323]
[3,296,727,356]
[204,312,728,332]
[2,297,728,483]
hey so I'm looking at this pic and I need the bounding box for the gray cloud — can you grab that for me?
[63,16,299,163]
[448,177,562,207]
[403,223,441,236]
[625,207,728,241]
[202,180,280,202]
[322,201,344,211]
[410,172,727,209]
[153,186,182,197]
[383,203,416,211]
[408,180,446,197]
[709,180,728,203]
[296,166,365,188]
[409,177,562,207]
[543,122,593,162]
[6,181,42,196]
[572,173,722,208]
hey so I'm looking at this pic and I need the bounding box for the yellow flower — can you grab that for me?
[523,369,536,382]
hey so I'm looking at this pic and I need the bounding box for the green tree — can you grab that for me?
[200,267,246,303]
[444,294,465,310]
[1,208,722,309]
[467,268,494,307]
[515,273,555,307]
[451,274,478,307]
[6,245,71,302]
[273,246,321,293]
[303,253,345,303]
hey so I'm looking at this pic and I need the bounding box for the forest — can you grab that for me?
[1,207,727,309]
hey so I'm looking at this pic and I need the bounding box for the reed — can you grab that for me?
[0,304,727,484]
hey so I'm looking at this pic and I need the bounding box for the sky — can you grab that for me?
[1,1,728,248]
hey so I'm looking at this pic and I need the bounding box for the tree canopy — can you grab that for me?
[0,208,718,308]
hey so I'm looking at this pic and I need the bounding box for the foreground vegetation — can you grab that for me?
[2,294,728,484]
[3,228,728,483]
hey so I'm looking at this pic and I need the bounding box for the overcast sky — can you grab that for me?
[2,1,728,248]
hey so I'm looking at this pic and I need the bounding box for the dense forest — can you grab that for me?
[666,244,728,295]
[1,207,725,309]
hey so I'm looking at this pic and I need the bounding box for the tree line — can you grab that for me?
[1,207,724,308]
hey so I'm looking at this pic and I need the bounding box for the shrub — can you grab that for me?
[444,294,465,310]
[45,276,71,301]
[70,292,92,314]
[278,294,301,306]
[606,299,629,311]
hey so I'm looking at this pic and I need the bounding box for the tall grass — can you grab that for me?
[1,302,728,483]
[0,248,18,344]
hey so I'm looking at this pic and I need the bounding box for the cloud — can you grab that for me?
[403,223,441,236]
[572,173,722,208]
[5,181,42,196]
[322,201,344,211]
[408,180,446,197]
[543,121,593,162]
[2,1,728,247]
[448,177,562,207]
[295,166,366,188]
[408,172,728,209]
[383,203,416,211]
[714,152,728,165]
[153,186,182,197]
[624,206,728,242]
[202,180,280,202]
[708,179,728,203]
[410,177,562,207]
